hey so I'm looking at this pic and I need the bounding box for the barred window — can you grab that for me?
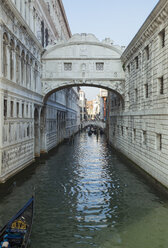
[96,62,104,71]
[126,127,128,136]
[64,63,72,71]
[135,88,138,101]
[41,21,45,47]
[22,103,24,117]
[127,64,130,74]
[145,45,149,60]
[45,28,49,46]
[159,29,165,48]
[121,126,123,136]
[156,133,162,150]
[133,129,136,142]
[17,102,19,117]
[144,83,148,98]
[11,101,14,117]
[135,56,139,69]
[27,125,30,137]
[158,76,164,94]
[142,130,147,145]
[4,99,7,118]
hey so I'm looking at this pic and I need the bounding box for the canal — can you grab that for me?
[0,133,168,248]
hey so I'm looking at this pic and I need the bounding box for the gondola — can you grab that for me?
[100,129,104,135]
[93,129,97,135]
[0,196,34,248]
[88,130,92,136]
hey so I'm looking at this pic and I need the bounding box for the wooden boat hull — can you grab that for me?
[0,197,34,248]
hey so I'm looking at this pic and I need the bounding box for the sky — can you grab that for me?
[62,0,159,100]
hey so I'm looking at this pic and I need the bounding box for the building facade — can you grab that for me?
[0,0,80,182]
[93,95,100,119]
[79,89,87,122]
[100,89,107,121]
[86,100,94,120]
[108,0,168,189]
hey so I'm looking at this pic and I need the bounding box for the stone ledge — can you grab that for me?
[0,158,35,183]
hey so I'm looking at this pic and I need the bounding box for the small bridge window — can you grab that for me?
[64,63,72,71]
[96,62,104,71]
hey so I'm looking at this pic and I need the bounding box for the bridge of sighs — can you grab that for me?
[41,33,125,102]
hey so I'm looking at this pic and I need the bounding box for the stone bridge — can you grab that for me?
[42,34,125,102]
[81,120,106,129]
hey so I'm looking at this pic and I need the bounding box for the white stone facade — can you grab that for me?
[93,95,100,119]
[2,0,168,191]
[0,0,80,182]
[42,34,125,97]
[100,89,107,121]
[79,90,87,122]
[108,0,168,189]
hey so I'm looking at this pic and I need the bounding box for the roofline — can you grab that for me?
[58,0,72,38]
[121,0,166,61]
[42,41,123,58]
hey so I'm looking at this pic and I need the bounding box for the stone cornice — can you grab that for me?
[0,77,43,100]
[41,78,125,82]
[121,0,168,63]
[43,41,123,58]
[42,57,121,61]
[58,0,72,38]
[111,108,168,117]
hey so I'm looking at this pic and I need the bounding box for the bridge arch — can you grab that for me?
[81,120,106,130]
[42,33,125,101]
[43,83,124,103]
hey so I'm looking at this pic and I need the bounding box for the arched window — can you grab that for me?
[30,58,33,89]
[26,54,29,87]
[41,21,44,47]
[21,50,25,85]
[10,39,14,80]
[16,45,20,83]
[34,62,38,91]
[45,28,49,46]
[3,33,8,77]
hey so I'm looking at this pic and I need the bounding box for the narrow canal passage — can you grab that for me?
[1,133,168,248]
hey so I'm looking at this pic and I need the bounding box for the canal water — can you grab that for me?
[0,133,168,248]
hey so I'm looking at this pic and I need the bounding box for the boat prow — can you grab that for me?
[0,196,34,248]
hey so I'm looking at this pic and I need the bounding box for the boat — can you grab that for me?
[88,130,92,136]
[93,129,97,135]
[0,196,34,248]
[100,129,104,135]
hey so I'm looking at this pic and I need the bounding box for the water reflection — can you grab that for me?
[0,133,168,247]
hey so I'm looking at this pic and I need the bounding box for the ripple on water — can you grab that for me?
[0,133,168,248]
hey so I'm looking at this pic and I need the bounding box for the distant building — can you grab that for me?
[86,101,94,120]
[79,90,87,121]
[93,95,100,119]
[86,94,102,120]
[100,89,108,121]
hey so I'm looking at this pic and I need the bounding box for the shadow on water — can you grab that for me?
[0,159,44,199]
[0,138,70,199]
[107,143,168,200]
